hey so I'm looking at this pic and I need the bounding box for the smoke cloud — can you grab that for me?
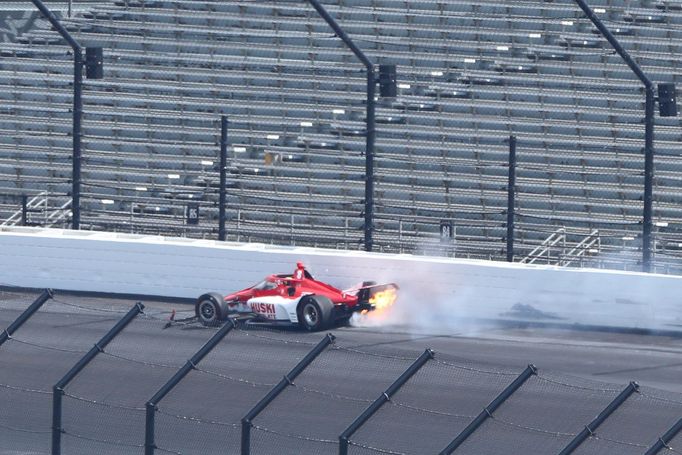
[344,245,682,336]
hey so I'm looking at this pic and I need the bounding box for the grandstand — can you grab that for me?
[1,0,681,272]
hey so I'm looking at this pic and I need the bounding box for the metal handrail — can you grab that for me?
[560,230,600,267]
[1,191,47,226]
[521,228,566,264]
[45,199,72,227]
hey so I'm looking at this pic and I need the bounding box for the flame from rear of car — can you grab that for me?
[365,287,398,315]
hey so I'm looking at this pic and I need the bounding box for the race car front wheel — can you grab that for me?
[297,295,333,332]
[196,292,227,326]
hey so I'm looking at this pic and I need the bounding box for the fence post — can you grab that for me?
[21,195,28,226]
[241,333,336,455]
[0,289,53,346]
[558,381,639,455]
[364,66,376,252]
[642,87,655,272]
[145,318,238,455]
[507,135,516,262]
[439,364,537,454]
[644,418,682,455]
[569,0,659,273]
[218,115,228,241]
[28,0,85,230]
[52,302,144,455]
[339,348,435,455]
[304,0,377,252]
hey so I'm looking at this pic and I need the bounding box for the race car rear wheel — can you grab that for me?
[297,295,333,332]
[196,292,227,327]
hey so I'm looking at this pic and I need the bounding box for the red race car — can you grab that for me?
[195,262,398,331]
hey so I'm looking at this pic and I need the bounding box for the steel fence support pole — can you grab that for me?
[52,302,144,455]
[339,349,435,455]
[72,48,83,230]
[558,381,639,455]
[364,67,376,252]
[241,333,335,455]
[506,135,516,262]
[145,318,238,455]
[0,289,53,346]
[439,364,536,455]
[28,0,84,229]
[219,115,228,241]
[642,87,655,272]
[571,0,657,272]
[304,0,377,251]
[645,418,682,455]
[21,195,28,226]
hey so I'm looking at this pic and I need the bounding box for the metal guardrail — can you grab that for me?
[1,193,71,228]
[520,228,567,264]
[559,229,600,267]
[521,228,602,267]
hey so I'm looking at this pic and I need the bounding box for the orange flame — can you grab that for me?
[368,288,398,314]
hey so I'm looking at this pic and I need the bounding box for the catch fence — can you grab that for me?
[0,287,682,455]
[3,0,682,275]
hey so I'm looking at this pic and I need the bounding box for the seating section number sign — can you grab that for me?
[186,203,199,225]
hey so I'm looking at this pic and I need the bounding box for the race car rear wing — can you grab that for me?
[356,283,399,305]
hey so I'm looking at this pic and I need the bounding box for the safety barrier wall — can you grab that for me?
[1,227,681,332]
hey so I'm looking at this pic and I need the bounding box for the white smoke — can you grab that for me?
[348,246,493,336]
[345,241,682,336]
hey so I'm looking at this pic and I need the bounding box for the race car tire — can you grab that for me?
[196,292,227,327]
[297,295,334,332]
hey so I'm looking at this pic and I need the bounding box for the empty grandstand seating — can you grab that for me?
[1,0,682,272]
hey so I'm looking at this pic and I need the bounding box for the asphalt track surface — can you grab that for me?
[1,290,682,455]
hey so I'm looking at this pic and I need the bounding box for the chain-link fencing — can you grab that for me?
[3,0,682,273]
[1,287,682,454]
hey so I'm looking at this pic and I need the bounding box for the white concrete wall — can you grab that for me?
[1,227,681,332]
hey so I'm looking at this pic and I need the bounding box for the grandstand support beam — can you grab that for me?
[28,0,83,230]
[219,115,228,241]
[305,0,376,251]
[507,135,516,262]
[571,0,655,272]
